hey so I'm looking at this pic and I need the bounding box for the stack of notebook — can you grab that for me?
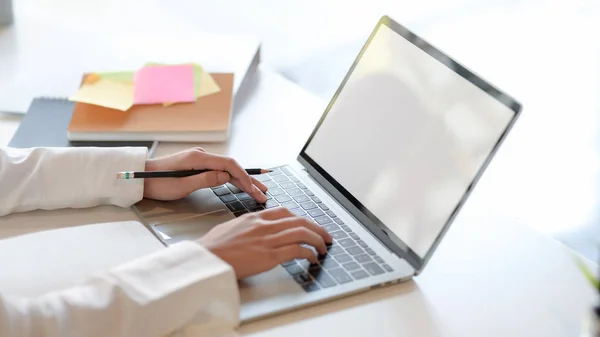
[67,72,234,142]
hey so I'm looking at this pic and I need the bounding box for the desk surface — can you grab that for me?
[0,66,596,337]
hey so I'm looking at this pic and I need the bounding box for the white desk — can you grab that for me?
[0,66,596,337]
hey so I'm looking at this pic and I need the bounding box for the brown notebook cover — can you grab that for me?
[67,73,234,142]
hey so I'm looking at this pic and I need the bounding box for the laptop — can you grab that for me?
[134,15,522,322]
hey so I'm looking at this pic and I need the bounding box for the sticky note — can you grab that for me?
[197,65,221,97]
[69,78,134,111]
[133,65,196,105]
[146,62,221,100]
[98,71,135,84]
[83,73,101,84]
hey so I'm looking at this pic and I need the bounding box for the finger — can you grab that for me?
[181,171,231,189]
[190,152,255,195]
[256,206,296,221]
[265,227,328,255]
[266,215,332,244]
[273,245,317,264]
[229,177,267,202]
[250,176,268,192]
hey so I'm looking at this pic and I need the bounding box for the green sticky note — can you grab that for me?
[97,71,135,84]
[145,62,204,97]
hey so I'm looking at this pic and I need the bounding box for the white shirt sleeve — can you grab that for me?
[0,146,242,336]
[0,146,148,216]
[0,241,241,337]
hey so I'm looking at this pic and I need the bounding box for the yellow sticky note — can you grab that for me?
[83,73,101,84]
[197,65,221,97]
[69,78,134,111]
[98,71,135,84]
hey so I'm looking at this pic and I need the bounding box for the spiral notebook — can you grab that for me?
[8,98,155,149]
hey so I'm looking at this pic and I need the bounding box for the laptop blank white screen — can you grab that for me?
[304,24,515,258]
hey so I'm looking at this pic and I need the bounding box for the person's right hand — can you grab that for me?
[197,207,333,279]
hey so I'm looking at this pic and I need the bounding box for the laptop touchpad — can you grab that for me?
[153,209,235,244]
[135,187,230,225]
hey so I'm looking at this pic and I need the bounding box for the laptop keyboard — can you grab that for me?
[210,165,394,292]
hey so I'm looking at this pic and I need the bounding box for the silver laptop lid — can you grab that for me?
[297,16,521,274]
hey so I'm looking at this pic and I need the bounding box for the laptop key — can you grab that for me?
[327,245,345,255]
[234,210,249,217]
[235,193,253,201]
[286,265,306,276]
[333,217,344,225]
[346,246,365,256]
[293,273,312,285]
[323,223,340,232]
[356,240,368,248]
[226,183,241,194]
[281,260,296,267]
[328,268,353,284]
[279,181,296,189]
[290,176,300,183]
[273,175,290,183]
[302,282,320,292]
[340,225,352,232]
[364,262,385,276]
[355,254,373,264]
[213,187,231,196]
[382,264,393,272]
[297,183,307,189]
[330,231,349,240]
[321,258,339,269]
[268,187,285,196]
[275,194,292,203]
[243,200,259,208]
[291,208,306,216]
[268,168,283,176]
[263,180,278,188]
[300,202,318,210]
[343,262,361,271]
[374,256,384,264]
[280,201,299,210]
[281,166,293,175]
[265,200,279,208]
[365,248,377,256]
[226,201,245,212]
[326,210,337,218]
[311,197,322,203]
[287,188,304,196]
[293,195,310,203]
[351,270,370,280]
[219,194,237,203]
[305,190,315,196]
[315,216,333,225]
[307,209,325,218]
[256,174,272,182]
[349,233,360,240]
[318,203,329,210]
[334,253,353,263]
[337,238,356,247]
[309,268,337,288]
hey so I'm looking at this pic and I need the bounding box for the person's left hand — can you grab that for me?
[142,147,268,202]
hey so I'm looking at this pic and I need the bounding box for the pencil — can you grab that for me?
[115,168,271,179]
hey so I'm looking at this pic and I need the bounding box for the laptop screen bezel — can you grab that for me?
[297,15,522,274]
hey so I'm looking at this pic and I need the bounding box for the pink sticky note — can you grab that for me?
[133,65,195,104]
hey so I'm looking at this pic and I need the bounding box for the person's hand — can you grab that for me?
[143,147,268,202]
[198,207,333,279]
